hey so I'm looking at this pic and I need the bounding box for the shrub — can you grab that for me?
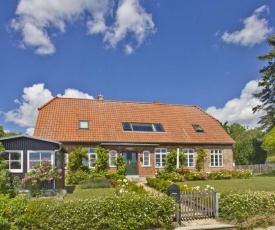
[66,169,90,185]
[23,159,62,196]
[114,154,126,176]
[22,193,175,230]
[165,150,186,173]
[68,147,88,172]
[94,146,109,173]
[156,169,184,182]
[196,149,206,171]
[219,190,275,223]
[184,170,208,181]
[231,169,252,179]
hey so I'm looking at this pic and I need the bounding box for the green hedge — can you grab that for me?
[219,190,275,223]
[0,193,175,230]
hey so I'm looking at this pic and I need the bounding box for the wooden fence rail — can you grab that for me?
[236,164,275,173]
[180,190,218,220]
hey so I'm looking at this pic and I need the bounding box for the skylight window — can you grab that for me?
[79,120,89,129]
[192,124,204,132]
[122,123,165,132]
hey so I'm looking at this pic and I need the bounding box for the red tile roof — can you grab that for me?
[33,97,235,144]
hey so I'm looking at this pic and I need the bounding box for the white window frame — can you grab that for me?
[183,149,195,167]
[155,148,167,168]
[0,150,23,173]
[210,149,223,167]
[27,151,54,171]
[82,148,97,168]
[64,153,69,169]
[109,150,117,167]
[143,151,150,166]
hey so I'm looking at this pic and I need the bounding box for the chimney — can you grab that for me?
[98,94,104,100]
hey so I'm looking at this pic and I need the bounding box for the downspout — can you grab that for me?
[53,142,63,190]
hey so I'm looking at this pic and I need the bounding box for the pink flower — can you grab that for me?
[59,176,62,179]
[57,169,62,173]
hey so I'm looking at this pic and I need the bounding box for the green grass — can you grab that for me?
[183,174,275,194]
[65,185,116,199]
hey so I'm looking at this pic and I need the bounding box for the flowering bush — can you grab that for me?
[23,159,62,196]
[112,178,147,195]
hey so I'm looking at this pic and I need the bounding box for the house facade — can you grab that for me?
[0,135,65,189]
[33,96,235,178]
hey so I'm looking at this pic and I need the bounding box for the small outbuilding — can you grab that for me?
[0,135,65,189]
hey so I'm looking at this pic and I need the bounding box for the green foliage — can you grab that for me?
[196,149,206,171]
[0,160,11,195]
[68,147,88,172]
[262,127,275,156]
[66,169,90,185]
[183,170,208,181]
[164,149,186,173]
[220,190,275,223]
[23,159,63,197]
[0,194,28,229]
[156,169,185,182]
[94,146,109,173]
[228,123,267,165]
[253,35,275,132]
[18,193,175,230]
[114,154,126,175]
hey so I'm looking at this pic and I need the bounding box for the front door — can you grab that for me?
[122,152,138,175]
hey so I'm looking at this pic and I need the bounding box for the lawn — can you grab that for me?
[65,185,116,199]
[183,174,275,194]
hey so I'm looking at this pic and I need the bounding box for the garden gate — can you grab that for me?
[180,190,219,220]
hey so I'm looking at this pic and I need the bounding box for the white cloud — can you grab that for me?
[5,83,94,135]
[206,80,266,128]
[221,5,272,46]
[103,0,155,48]
[125,44,134,55]
[10,0,155,55]
[57,88,94,99]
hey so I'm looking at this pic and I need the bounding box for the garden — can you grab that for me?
[1,146,275,229]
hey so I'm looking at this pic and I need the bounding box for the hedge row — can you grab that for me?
[0,193,176,230]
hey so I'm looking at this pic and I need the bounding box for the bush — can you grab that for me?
[219,190,275,223]
[184,170,208,181]
[0,194,28,229]
[22,193,175,230]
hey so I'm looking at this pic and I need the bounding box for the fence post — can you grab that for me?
[215,192,219,218]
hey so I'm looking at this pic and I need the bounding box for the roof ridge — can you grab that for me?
[42,96,197,107]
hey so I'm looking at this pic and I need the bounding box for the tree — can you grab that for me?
[227,123,267,165]
[94,146,109,173]
[68,147,88,172]
[253,35,275,132]
[262,127,275,157]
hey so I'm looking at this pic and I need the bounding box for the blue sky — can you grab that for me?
[0,0,274,135]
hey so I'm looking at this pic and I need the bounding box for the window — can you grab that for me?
[82,148,96,168]
[79,120,89,129]
[0,151,23,173]
[143,151,150,166]
[122,123,165,132]
[64,153,69,169]
[28,151,54,170]
[109,150,117,167]
[155,148,167,168]
[210,150,223,167]
[192,124,204,132]
[183,149,194,167]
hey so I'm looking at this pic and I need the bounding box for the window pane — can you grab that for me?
[132,123,154,132]
[29,161,40,168]
[154,124,164,132]
[41,152,52,161]
[0,152,9,160]
[29,152,40,160]
[11,152,21,160]
[11,161,21,169]
[79,121,89,129]
[131,153,137,163]
[123,123,132,131]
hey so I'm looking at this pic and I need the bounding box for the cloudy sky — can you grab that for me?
[0,0,274,135]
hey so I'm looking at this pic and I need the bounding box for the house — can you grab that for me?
[0,135,65,189]
[33,96,235,178]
